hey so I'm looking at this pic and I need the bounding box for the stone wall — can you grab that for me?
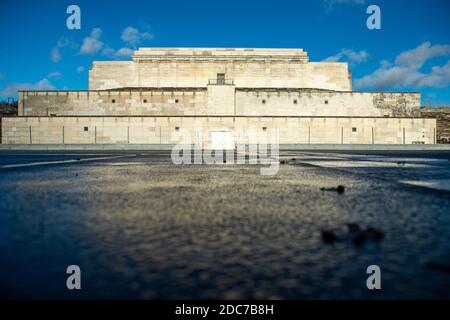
[421,107,450,143]
[18,88,421,118]
[372,92,421,117]
[88,61,135,90]
[2,116,436,146]
[207,85,235,115]
[18,89,208,116]
[88,48,352,91]
[304,62,352,91]
[236,90,420,117]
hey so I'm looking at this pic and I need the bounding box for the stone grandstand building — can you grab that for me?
[1,48,437,147]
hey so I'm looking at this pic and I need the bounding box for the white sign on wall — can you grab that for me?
[210,131,234,150]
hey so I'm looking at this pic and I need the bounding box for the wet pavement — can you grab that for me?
[0,150,450,299]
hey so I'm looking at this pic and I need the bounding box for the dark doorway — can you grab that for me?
[217,73,225,85]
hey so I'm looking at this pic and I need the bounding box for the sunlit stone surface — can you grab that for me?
[2,48,436,146]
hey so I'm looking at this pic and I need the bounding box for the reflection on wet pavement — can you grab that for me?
[0,150,450,299]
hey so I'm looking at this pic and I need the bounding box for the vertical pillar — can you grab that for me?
[308,127,311,145]
[29,126,32,144]
[94,126,97,144]
[434,128,436,144]
[372,127,374,144]
[403,128,406,144]
[127,126,130,144]
[341,127,344,144]
[62,126,65,144]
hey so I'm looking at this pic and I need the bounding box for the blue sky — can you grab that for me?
[0,0,449,105]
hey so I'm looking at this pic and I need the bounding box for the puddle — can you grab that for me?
[400,179,450,192]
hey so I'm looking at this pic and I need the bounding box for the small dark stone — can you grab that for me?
[347,223,361,234]
[366,227,384,241]
[321,230,337,244]
[352,232,366,246]
[280,160,286,164]
[320,186,345,193]
[291,158,296,161]
[76,158,81,161]
[223,160,227,163]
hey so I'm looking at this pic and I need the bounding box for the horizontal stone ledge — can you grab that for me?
[1,144,450,151]
[2,115,435,119]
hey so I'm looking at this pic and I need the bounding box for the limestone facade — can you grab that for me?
[18,89,420,118]
[89,48,351,91]
[1,116,436,146]
[1,48,437,146]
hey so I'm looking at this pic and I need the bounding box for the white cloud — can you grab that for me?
[101,47,116,57]
[76,66,85,74]
[51,47,61,63]
[415,61,450,88]
[51,36,77,62]
[355,42,450,89]
[57,37,70,48]
[101,26,153,59]
[394,42,450,68]
[114,47,134,57]
[324,49,370,66]
[55,26,149,60]
[323,0,366,11]
[0,79,55,97]
[102,47,134,59]
[47,71,62,79]
[121,26,153,47]
[80,28,104,55]
[53,26,150,61]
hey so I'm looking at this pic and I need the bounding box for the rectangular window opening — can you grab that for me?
[217,73,225,85]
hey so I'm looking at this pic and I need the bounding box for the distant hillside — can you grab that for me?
[0,101,18,116]
[421,107,450,144]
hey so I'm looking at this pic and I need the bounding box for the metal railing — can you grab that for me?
[208,79,234,85]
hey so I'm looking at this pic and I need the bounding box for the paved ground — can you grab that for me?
[0,149,450,299]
